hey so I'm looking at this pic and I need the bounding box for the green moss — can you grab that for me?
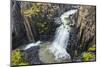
[82,52,95,61]
[11,49,29,66]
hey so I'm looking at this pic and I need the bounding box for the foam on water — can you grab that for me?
[24,41,41,50]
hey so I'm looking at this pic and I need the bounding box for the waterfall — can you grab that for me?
[52,25,70,49]
[24,9,77,62]
[49,9,77,61]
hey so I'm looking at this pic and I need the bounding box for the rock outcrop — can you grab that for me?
[68,5,96,61]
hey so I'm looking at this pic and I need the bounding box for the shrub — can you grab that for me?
[88,44,96,52]
[11,49,29,66]
[82,52,95,61]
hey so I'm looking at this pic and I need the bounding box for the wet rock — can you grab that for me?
[24,46,43,64]
[23,42,71,64]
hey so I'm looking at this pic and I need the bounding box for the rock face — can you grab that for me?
[78,6,95,51]
[77,6,96,51]
[24,46,43,64]
[68,6,96,60]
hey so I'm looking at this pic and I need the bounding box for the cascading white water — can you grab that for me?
[24,9,77,62]
[49,9,77,62]
[52,24,70,49]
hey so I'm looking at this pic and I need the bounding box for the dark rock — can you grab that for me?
[23,46,44,64]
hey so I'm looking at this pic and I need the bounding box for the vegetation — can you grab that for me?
[82,52,95,61]
[22,3,41,17]
[11,49,29,66]
[88,44,96,52]
[36,20,49,34]
[82,44,96,61]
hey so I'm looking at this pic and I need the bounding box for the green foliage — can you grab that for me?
[11,49,29,66]
[36,20,49,34]
[82,52,95,61]
[22,3,41,16]
[88,44,96,52]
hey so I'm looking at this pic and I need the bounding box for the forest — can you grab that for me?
[11,0,96,66]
